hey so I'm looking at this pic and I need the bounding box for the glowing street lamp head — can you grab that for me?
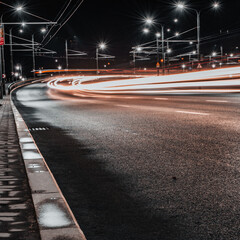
[167,49,172,54]
[58,65,62,70]
[145,18,153,25]
[21,22,26,27]
[41,28,46,33]
[174,18,178,23]
[19,29,23,33]
[156,32,161,38]
[99,43,106,50]
[16,6,23,12]
[213,2,220,9]
[136,47,142,52]
[167,28,171,32]
[175,32,179,37]
[212,52,217,57]
[176,2,186,10]
[143,28,150,34]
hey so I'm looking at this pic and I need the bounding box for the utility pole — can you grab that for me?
[133,50,136,74]
[156,35,160,76]
[96,48,99,75]
[0,40,2,99]
[1,17,5,95]
[65,40,69,69]
[32,35,36,79]
[161,26,165,75]
[9,29,14,82]
[197,11,201,62]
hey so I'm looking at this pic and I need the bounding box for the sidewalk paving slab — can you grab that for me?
[0,96,40,240]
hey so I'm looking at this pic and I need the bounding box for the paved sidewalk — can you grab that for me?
[0,96,40,239]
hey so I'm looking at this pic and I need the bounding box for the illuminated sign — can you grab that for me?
[0,25,4,46]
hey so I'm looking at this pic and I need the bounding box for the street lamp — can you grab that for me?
[16,6,23,12]
[41,28,46,33]
[96,43,106,74]
[143,28,150,34]
[156,32,161,75]
[176,1,220,62]
[145,18,153,25]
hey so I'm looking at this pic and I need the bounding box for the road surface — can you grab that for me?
[12,83,240,240]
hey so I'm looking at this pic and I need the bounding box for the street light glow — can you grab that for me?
[136,47,142,52]
[156,32,161,38]
[21,22,26,27]
[58,65,62,70]
[167,28,171,32]
[41,28,46,33]
[167,49,172,53]
[213,2,220,9]
[19,29,23,33]
[212,52,217,57]
[16,6,23,11]
[174,18,178,23]
[99,43,106,49]
[143,28,150,34]
[176,2,186,10]
[175,32,179,36]
[145,18,153,25]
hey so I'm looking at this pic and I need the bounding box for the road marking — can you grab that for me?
[206,100,229,103]
[154,97,168,100]
[176,111,209,116]
[116,105,131,108]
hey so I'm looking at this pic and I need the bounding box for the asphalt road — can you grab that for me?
[12,83,240,240]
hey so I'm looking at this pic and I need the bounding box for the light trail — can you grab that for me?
[46,67,240,96]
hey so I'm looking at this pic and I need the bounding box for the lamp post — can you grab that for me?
[156,32,161,76]
[143,17,166,75]
[133,46,142,74]
[176,2,220,62]
[96,43,106,75]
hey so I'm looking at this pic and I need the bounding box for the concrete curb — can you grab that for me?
[10,90,86,240]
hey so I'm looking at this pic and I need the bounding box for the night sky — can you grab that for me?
[2,0,240,73]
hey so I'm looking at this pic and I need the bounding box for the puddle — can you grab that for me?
[20,137,33,143]
[22,143,37,150]
[38,202,71,228]
[23,151,42,160]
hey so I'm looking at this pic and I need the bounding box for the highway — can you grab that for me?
[12,82,240,240]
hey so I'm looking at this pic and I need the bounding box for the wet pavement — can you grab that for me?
[0,96,40,239]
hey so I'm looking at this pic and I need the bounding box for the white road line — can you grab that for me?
[176,111,209,116]
[206,100,229,103]
[154,98,168,101]
[116,105,131,108]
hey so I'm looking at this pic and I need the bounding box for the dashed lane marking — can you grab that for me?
[206,100,229,103]
[176,111,209,116]
[154,98,169,101]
